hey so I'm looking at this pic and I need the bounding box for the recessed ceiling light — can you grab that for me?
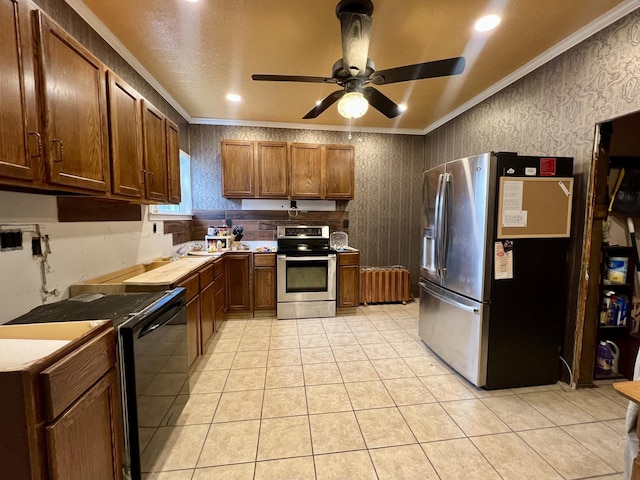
[398,104,408,112]
[184,0,200,3]
[226,93,242,102]
[474,14,501,32]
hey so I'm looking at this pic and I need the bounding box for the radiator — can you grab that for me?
[359,266,412,305]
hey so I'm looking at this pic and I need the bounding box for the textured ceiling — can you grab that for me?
[69,0,634,133]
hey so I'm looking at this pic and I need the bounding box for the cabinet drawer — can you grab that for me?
[200,263,215,287]
[339,252,360,266]
[254,253,276,267]
[214,273,225,294]
[214,257,226,277]
[179,273,200,302]
[41,328,116,421]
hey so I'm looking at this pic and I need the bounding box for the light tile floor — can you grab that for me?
[141,302,628,480]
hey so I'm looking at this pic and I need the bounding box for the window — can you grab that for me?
[149,150,193,219]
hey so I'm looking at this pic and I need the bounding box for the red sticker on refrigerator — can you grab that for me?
[540,158,556,176]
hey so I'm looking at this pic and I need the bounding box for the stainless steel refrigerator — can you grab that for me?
[419,152,574,389]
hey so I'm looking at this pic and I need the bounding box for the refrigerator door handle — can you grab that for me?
[441,173,452,277]
[434,173,445,278]
[419,281,480,314]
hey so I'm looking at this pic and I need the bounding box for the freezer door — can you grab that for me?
[418,280,488,387]
[421,165,445,283]
[442,153,495,302]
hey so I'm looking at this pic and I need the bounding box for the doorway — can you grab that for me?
[575,110,640,386]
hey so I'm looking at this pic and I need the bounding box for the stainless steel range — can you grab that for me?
[277,225,337,319]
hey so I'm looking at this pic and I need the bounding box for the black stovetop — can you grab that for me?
[8,291,167,328]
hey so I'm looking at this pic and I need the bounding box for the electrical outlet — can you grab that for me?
[32,236,42,256]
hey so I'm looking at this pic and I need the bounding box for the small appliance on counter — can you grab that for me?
[330,231,349,250]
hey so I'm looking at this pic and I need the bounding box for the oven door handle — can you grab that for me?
[277,254,336,261]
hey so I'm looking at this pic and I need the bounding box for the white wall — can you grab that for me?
[0,191,175,323]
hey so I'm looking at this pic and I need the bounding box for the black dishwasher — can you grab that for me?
[9,288,188,480]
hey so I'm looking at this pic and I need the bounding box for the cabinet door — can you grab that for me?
[45,368,122,480]
[107,71,144,198]
[200,281,216,350]
[0,0,40,183]
[325,144,354,199]
[290,143,323,198]
[166,118,181,204]
[222,140,254,198]
[339,264,360,308]
[257,141,288,198]
[141,100,168,202]
[186,297,201,368]
[226,253,252,312]
[36,12,110,192]
[254,266,276,310]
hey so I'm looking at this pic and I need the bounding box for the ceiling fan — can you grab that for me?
[251,0,465,120]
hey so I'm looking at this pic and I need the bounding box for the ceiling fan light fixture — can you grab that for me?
[398,103,408,112]
[337,91,369,119]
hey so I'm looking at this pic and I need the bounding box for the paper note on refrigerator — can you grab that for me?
[502,210,528,227]
[494,242,513,280]
[502,181,524,210]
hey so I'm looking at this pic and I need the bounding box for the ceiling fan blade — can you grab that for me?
[252,74,336,84]
[303,90,345,119]
[372,57,466,85]
[362,87,403,118]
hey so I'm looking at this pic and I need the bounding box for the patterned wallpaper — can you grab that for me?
[190,126,425,287]
[423,9,640,379]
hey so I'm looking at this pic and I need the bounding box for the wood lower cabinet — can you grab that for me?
[254,253,276,311]
[45,368,122,480]
[0,322,122,480]
[179,272,201,368]
[227,252,252,312]
[213,256,227,331]
[338,251,360,308]
[35,11,110,193]
[199,263,215,350]
[0,0,41,184]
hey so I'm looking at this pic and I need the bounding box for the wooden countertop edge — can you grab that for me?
[122,256,216,286]
[613,380,640,403]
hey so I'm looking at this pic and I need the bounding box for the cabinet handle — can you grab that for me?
[148,171,154,186]
[140,169,147,189]
[52,139,64,162]
[28,131,42,157]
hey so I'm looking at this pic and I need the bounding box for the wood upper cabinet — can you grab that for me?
[257,141,288,198]
[222,140,254,198]
[141,100,168,202]
[290,143,323,199]
[325,144,355,199]
[166,118,181,204]
[0,0,40,183]
[35,11,110,193]
[107,71,144,198]
[227,252,252,312]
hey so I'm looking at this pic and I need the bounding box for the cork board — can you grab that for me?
[497,177,573,238]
